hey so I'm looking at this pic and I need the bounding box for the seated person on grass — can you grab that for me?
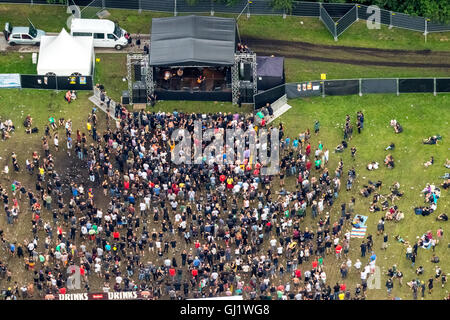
[424,156,434,168]
[445,159,450,169]
[367,162,379,171]
[441,179,449,190]
[423,135,441,145]
[384,154,395,169]
[335,140,348,153]
[351,215,365,228]
[436,213,448,221]
[430,254,440,263]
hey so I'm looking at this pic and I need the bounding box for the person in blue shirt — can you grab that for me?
[285,137,290,147]
[128,193,135,205]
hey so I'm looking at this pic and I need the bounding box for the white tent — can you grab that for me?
[37,28,94,76]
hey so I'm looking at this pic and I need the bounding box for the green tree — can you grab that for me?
[271,0,294,14]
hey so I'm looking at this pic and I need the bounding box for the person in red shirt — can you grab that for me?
[312,260,318,269]
[306,143,311,157]
[294,269,302,279]
[306,160,312,171]
[113,231,120,241]
[340,283,346,292]
[335,244,343,260]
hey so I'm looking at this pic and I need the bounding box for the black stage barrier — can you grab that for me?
[56,76,94,91]
[399,78,434,93]
[254,84,286,110]
[20,75,93,91]
[285,81,322,99]
[436,78,450,92]
[361,79,397,94]
[154,90,231,102]
[20,75,56,90]
[324,80,359,96]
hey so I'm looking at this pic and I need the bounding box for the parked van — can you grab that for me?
[70,18,128,50]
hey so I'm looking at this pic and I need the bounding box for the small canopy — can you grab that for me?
[37,28,94,76]
[149,15,236,67]
[256,56,285,91]
[256,56,284,78]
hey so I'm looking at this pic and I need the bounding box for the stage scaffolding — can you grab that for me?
[232,52,257,105]
[127,53,152,105]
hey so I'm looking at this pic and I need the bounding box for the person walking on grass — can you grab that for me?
[428,278,434,295]
[351,147,357,160]
[360,241,367,257]
[53,133,59,152]
[386,278,394,297]
[381,233,388,250]
[314,120,320,135]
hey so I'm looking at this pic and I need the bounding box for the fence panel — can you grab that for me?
[285,81,322,99]
[399,78,434,93]
[428,22,450,33]
[56,75,94,90]
[72,0,97,6]
[254,84,286,109]
[322,3,355,18]
[436,78,450,92]
[177,0,211,14]
[324,80,359,96]
[213,0,247,14]
[361,79,397,94]
[356,5,390,26]
[105,0,139,10]
[20,75,57,89]
[392,12,425,32]
[140,0,173,12]
[320,6,336,38]
[336,5,357,36]
[291,1,320,17]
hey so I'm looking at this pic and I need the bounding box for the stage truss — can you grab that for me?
[232,53,257,105]
[127,53,152,105]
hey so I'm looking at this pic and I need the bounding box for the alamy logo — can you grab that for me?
[366,5,381,30]
[171,120,280,175]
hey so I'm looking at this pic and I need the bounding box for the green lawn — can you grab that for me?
[0,87,449,299]
[1,4,449,51]
[277,93,450,300]
[0,52,36,74]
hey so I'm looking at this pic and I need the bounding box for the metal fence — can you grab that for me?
[254,77,450,109]
[2,0,449,39]
[15,74,94,90]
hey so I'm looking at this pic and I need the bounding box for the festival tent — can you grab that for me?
[37,28,94,76]
[256,56,285,91]
[149,15,237,67]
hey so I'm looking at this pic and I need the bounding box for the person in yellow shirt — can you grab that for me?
[87,122,92,134]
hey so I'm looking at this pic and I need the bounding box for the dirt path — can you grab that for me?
[242,36,450,69]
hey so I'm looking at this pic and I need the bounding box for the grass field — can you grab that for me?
[278,93,450,299]
[0,2,449,300]
[1,4,449,51]
[0,88,448,299]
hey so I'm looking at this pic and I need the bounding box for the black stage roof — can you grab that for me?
[149,15,237,67]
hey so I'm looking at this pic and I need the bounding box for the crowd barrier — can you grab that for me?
[254,77,450,110]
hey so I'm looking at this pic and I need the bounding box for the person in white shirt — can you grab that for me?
[346,259,352,269]
[354,259,362,271]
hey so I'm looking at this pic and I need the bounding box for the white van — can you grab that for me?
[70,18,128,50]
